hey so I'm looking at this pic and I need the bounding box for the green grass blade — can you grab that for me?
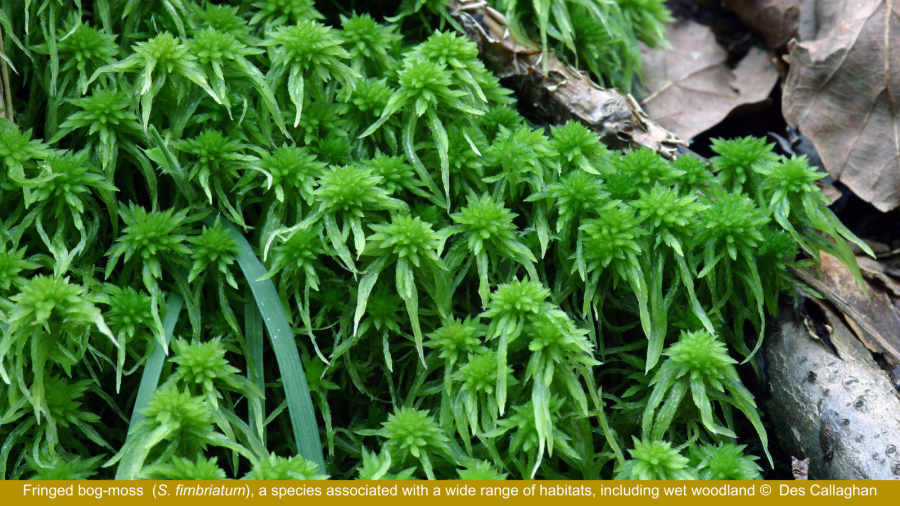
[115,291,183,480]
[245,284,266,443]
[216,216,326,472]
[126,291,183,433]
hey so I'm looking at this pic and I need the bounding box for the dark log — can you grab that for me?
[447,0,900,479]
[765,301,900,479]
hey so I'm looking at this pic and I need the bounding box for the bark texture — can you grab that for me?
[766,303,900,479]
[449,0,687,159]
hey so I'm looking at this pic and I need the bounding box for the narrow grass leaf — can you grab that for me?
[125,291,183,435]
[245,284,266,442]
[217,216,326,472]
[114,292,182,480]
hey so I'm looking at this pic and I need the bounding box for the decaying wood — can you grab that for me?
[792,457,810,479]
[448,0,687,160]
[810,253,900,385]
[766,302,900,479]
[789,266,900,365]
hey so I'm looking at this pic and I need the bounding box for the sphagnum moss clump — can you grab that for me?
[53,88,143,172]
[0,0,872,481]
[361,407,449,480]
[615,438,697,480]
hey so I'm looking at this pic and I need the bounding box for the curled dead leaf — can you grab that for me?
[782,0,900,212]
[796,0,850,41]
[815,181,843,204]
[640,20,779,141]
[724,0,800,48]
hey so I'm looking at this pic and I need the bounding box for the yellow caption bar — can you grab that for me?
[10,481,892,505]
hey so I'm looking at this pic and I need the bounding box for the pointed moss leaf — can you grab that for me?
[354,256,388,336]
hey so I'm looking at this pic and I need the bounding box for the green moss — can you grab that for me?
[0,0,870,482]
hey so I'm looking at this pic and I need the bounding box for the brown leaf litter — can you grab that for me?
[783,0,900,212]
[724,0,801,48]
[640,20,779,141]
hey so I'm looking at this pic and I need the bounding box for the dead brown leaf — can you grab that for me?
[640,20,779,141]
[815,181,843,204]
[724,0,800,47]
[791,265,900,367]
[857,254,887,273]
[850,239,893,256]
[864,239,893,256]
[796,0,848,41]
[782,0,900,212]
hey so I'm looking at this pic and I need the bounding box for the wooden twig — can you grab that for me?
[791,457,809,480]
[448,0,687,159]
[789,266,900,364]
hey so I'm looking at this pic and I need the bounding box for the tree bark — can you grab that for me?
[448,0,687,159]
[765,301,900,479]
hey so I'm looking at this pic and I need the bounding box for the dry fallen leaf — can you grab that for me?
[782,0,900,212]
[724,0,800,48]
[795,0,848,41]
[863,239,893,256]
[640,20,779,141]
[815,181,843,204]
